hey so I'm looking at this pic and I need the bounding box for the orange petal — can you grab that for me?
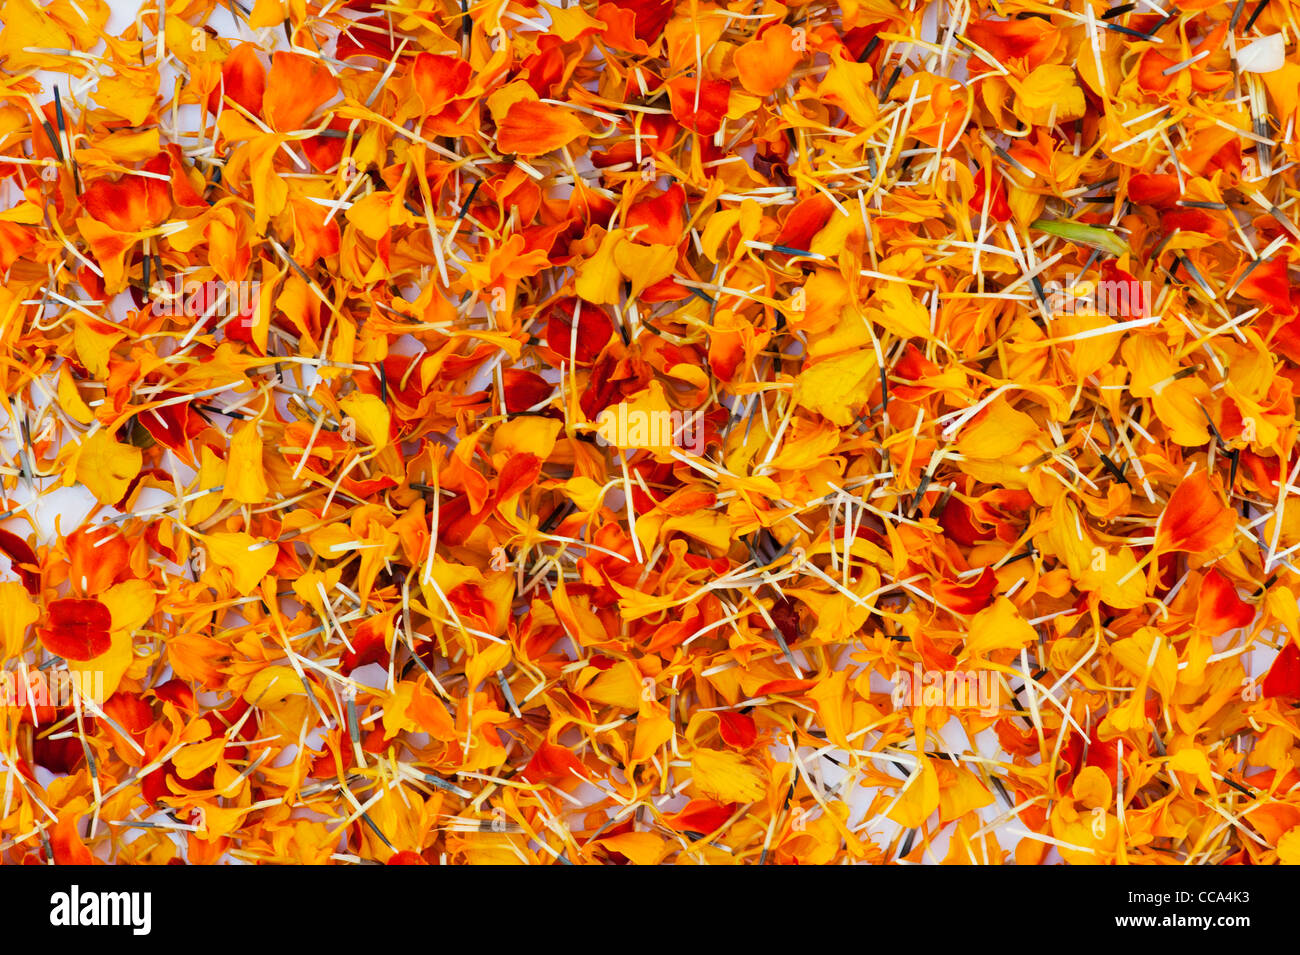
[209,42,265,116]
[496,100,589,156]
[1155,470,1235,555]
[735,24,803,97]
[263,50,339,132]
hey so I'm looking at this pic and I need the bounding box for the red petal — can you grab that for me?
[605,0,673,43]
[753,678,819,695]
[341,615,392,674]
[301,117,352,172]
[775,194,834,252]
[152,679,196,710]
[1194,569,1257,634]
[1262,642,1300,700]
[718,711,757,749]
[940,498,994,546]
[519,741,590,783]
[667,77,731,136]
[1156,471,1234,555]
[39,598,112,661]
[965,18,1057,67]
[138,393,206,457]
[0,222,34,274]
[891,343,942,401]
[339,474,399,499]
[935,565,998,615]
[660,798,736,834]
[626,184,686,246]
[334,17,399,59]
[1137,49,1176,93]
[502,369,553,413]
[968,167,1011,222]
[0,528,39,593]
[497,453,543,500]
[387,851,427,865]
[1127,173,1181,208]
[544,298,613,365]
[1237,256,1295,315]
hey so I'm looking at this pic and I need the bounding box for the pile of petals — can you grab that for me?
[1,0,1300,865]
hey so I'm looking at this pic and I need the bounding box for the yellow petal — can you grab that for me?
[872,282,931,339]
[74,429,142,504]
[793,350,877,426]
[1266,586,1300,644]
[345,192,400,242]
[339,391,392,450]
[0,582,38,658]
[574,228,623,305]
[57,366,94,424]
[251,138,289,234]
[691,747,766,803]
[248,0,287,28]
[204,532,278,595]
[1014,65,1086,125]
[560,476,607,513]
[73,319,122,379]
[490,416,561,464]
[1277,826,1300,865]
[599,831,665,865]
[964,597,1036,658]
[632,704,675,762]
[1071,765,1113,810]
[188,446,228,525]
[938,763,994,821]
[807,670,851,748]
[613,239,677,300]
[580,660,642,710]
[173,736,227,780]
[225,418,270,504]
[465,641,512,692]
[1167,748,1215,793]
[660,511,732,553]
[1112,628,1177,698]
[242,664,305,707]
[887,755,940,828]
[1096,547,1148,609]
[956,397,1039,460]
